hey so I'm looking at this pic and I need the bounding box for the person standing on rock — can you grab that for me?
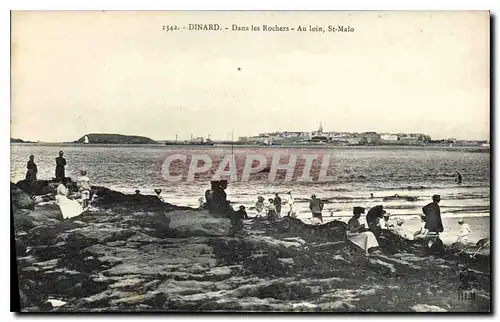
[309,194,324,223]
[77,170,91,209]
[422,194,444,234]
[273,193,282,216]
[55,151,66,182]
[25,154,38,180]
[284,191,294,216]
[155,188,166,203]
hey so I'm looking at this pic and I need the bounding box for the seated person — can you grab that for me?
[394,218,413,240]
[413,215,429,239]
[56,178,84,219]
[236,205,248,220]
[255,196,265,214]
[366,205,386,234]
[456,219,471,244]
[347,206,379,255]
[380,213,394,230]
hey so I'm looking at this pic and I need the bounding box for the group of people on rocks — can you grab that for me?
[345,194,472,255]
[24,151,93,217]
[25,153,474,245]
[254,191,295,220]
[201,180,249,234]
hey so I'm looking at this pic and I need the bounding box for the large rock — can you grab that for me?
[13,206,80,246]
[11,182,34,210]
[13,208,59,232]
[92,186,194,213]
[15,180,56,196]
[165,211,231,237]
[34,204,64,221]
[281,216,348,240]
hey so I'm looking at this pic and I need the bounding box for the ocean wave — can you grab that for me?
[446,194,489,200]
[443,207,491,214]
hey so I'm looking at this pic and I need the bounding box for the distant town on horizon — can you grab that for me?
[11,123,490,147]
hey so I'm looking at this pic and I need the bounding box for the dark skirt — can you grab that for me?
[25,169,37,180]
[55,166,65,180]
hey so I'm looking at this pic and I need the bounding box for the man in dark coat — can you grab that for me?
[422,195,444,233]
[55,151,66,181]
[366,205,386,234]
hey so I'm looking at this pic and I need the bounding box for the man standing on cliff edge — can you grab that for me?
[422,194,444,234]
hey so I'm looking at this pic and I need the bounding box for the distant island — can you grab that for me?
[11,138,35,143]
[74,133,157,144]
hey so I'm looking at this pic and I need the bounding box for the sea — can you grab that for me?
[11,143,490,245]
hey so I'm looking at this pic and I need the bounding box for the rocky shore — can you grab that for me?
[12,180,490,312]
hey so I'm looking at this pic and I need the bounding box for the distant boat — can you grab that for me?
[164,135,214,146]
[482,143,490,147]
[84,136,90,144]
[164,141,215,146]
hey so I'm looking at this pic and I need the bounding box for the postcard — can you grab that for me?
[10,10,490,313]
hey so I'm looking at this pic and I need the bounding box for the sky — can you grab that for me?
[11,11,490,142]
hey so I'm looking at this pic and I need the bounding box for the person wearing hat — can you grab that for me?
[413,215,429,239]
[366,205,386,234]
[380,213,393,230]
[284,191,294,215]
[347,206,379,255]
[456,219,471,244]
[309,194,324,223]
[25,154,38,181]
[394,218,413,240]
[229,205,247,235]
[422,194,444,233]
[255,196,265,214]
[155,189,166,203]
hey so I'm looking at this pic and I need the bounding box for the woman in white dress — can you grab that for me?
[56,179,84,219]
[347,207,379,255]
[413,215,429,239]
[394,218,414,240]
